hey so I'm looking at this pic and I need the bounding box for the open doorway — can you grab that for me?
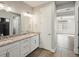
[56,16,75,51]
[56,1,76,55]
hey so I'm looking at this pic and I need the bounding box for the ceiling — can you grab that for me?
[56,1,75,16]
[24,1,75,16]
[24,1,50,7]
[24,1,75,8]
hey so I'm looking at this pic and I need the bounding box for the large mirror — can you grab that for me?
[0,10,21,36]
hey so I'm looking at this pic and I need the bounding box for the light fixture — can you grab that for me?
[0,3,13,12]
[6,19,9,22]
[0,3,5,9]
[5,7,12,12]
[23,12,33,17]
[57,7,74,13]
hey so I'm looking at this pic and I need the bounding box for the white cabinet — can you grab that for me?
[20,38,30,57]
[0,41,20,57]
[0,34,39,57]
[34,2,56,51]
[31,35,39,52]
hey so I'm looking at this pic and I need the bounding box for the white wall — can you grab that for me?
[2,1,33,34]
[31,2,57,52]
[21,16,31,33]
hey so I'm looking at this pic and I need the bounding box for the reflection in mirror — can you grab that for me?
[13,15,20,35]
[0,18,10,36]
[0,10,21,37]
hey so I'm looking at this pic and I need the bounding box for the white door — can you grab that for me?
[20,38,30,57]
[39,2,56,51]
[31,36,37,52]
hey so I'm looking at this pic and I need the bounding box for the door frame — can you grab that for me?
[74,1,79,54]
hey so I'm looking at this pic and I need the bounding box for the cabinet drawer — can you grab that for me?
[6,41,20,49]
[21,39,30,46]
[21,39,30,43]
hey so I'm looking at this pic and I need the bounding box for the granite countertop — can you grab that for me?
[0,32,40,47]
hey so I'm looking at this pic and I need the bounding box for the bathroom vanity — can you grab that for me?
[0,8,40,57]
[0,33,39,57]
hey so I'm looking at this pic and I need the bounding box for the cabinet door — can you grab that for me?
[7,42,20,57]
[0,51,7,57]
[35,35,39,48]
[39,3,56,51]
[0,45,8,57]
[31,35,39,52]
[20,38,30,57]
[31,36,36,52]
[8,46,20,57]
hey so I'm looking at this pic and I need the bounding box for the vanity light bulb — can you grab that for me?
[0,3,4,9]
[23,12,33,17]
[6,7,12,12]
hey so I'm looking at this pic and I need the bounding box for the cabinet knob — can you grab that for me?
[35,40,36,43]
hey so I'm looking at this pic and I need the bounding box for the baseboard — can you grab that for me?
[50,47,57,53]
[39,47,57,53]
